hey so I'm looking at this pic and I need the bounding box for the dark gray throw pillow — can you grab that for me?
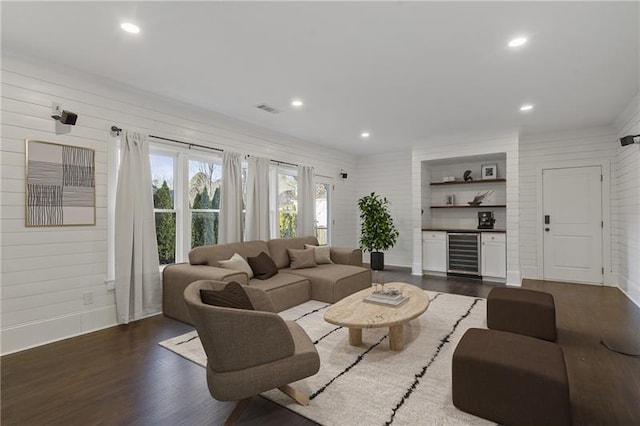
[200,282,254,310]
[247,251,279,280]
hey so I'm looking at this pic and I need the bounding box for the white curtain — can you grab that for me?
[114,130,161,324]
[219,151,243,243]
[297,165,315,237]
[244,156,270,241]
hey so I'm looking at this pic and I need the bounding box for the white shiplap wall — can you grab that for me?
[354,150,413,267]
[0,53,358,354]
[411,132,520,285]
[613,94,640,307]
[518,126,618,282]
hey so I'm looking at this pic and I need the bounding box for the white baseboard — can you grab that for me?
[507,270,522,287]
[615,273,640,310]
[520,266,541,280]
[0,306,161,355]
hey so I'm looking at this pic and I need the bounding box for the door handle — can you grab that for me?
[544,215,550,224]
[545,228,550,232]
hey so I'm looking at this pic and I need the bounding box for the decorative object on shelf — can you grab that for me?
[442,176,456,182]
[25,140,95,227]
[446,194,455,205]
[468,190,494,206]
[358,192,399,271]
[478,211,496,229]
[481,163,498,180]
[463,170,473,181]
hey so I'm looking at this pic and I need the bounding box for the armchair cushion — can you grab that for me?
[288,248,317,270]
[305,244,333,264]
[200,282,254,310]
[218,253,254,279]
[247,251,279,280]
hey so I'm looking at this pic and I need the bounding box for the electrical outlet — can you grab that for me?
[83,291,94,305]
[105,280,115,291]
[51,102,62,118]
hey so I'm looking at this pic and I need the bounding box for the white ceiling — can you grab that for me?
[2,2,638,155]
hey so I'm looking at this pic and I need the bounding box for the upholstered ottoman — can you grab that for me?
[452,328,571,426]
[487,287,557,341]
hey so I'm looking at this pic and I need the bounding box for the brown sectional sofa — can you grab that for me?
[163,236,371,324]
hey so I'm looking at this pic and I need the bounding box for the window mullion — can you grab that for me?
[177,152,189,262]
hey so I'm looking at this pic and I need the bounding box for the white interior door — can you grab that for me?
[543,166,602,284]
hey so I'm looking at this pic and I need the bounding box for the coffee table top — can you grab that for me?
[324,282,430,329]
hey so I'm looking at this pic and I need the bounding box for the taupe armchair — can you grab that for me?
[184,280,320,425]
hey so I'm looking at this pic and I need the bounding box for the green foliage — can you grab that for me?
[191,186,218,248]
[153,181,176,264]
[279,203,297,238]
[357,192,399,253]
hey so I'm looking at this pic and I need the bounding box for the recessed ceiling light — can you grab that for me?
[120,22,140,34]
[360,132,370,139]
[520,104,534,112]
[508,37,527,48]
[291,99,304,108]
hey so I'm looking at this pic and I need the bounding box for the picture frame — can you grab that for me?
[481,163,498,180]
[25,140,96,227]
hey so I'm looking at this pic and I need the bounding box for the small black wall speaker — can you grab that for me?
[620,135,639,146]
[59,110,78,125]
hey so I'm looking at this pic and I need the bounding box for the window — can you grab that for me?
[149,146,228,265]
[189,158,221,248]
[277,169,298,238]
[315,182,330,245]
[150,153,177,265]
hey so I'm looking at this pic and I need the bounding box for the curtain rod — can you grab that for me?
[111,126,306,169]
[110,126,223,153]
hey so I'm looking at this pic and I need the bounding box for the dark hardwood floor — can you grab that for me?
[2,269,639,425]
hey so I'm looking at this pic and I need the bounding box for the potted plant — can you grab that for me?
[357,192,399,270]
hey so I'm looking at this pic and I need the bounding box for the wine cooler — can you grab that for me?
[447,233,480,275]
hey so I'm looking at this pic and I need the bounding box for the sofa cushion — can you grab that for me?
[288,248,317,270]
[285,263,371,303]
[267,236,319,269]
[200,282,255,310]
[218,253,254,278]
[189,240,270,267]
[248,272,308,292]
[305,244,333,264]
[247,252,279,280]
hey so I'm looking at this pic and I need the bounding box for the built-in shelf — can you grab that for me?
[430,179,506,186]
[431,205,507,209]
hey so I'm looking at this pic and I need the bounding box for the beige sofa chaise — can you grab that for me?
[163,236,371,324]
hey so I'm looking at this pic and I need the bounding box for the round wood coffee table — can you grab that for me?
[323,282,430,351]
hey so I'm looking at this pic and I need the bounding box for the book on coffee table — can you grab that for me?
[364,293,410,307]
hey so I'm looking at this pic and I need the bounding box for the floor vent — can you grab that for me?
[256,103,280,114]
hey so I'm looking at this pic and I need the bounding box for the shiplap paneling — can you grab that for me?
[0,52,357,354]
[411,132,520,285]
[519,126,618,282]
[613,94,640,307]
[354,150,413,267]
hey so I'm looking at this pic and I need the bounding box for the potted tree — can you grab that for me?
[358,192,399,270]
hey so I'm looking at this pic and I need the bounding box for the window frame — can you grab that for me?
[314,179,332,245]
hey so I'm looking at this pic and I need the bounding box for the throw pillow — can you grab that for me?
[200,282,254,310]
[218,253,254,279]
[247,252,278,280]
[287,248,317,270]
[304,244,333,264]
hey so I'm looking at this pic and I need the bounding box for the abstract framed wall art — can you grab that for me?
[25,140,96,227]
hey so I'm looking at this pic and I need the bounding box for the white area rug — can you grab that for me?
[159,291,493,425]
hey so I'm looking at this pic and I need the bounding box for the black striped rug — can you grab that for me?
[159,291,492,425]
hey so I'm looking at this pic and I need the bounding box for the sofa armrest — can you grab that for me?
[330,247,363,267]
[162,264,248,324]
